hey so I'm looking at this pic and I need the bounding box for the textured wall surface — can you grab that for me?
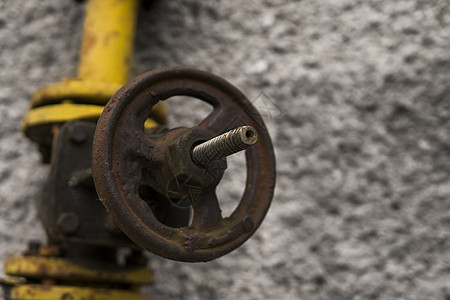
[1,0,450,299]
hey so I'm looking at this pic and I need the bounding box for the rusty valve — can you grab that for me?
[92,67,276,262]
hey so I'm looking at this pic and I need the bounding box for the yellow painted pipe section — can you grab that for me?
[23,104,104,129]
[5,256,153,285]
[23,0,168,142]
[31,80,122,108]
[30,79,167,124]
[78,0,138,85]
[10,284,147,300]
[22,103,159,131]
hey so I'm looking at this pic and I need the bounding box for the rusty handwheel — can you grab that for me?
[92,67,275,262]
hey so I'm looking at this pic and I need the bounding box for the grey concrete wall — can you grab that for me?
[1,0,450,299]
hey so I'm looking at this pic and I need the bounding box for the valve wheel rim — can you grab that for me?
[93,67,276,262]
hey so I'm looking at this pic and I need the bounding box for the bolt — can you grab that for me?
[241,216,254,233]
[57,212,79,235]
[126,250,147,266]
[25,241,41,256]
[68,168,94,188]
[69,123,87,144]
[192,126,258,167]
[103,215,122,235]
[39,245,61,257]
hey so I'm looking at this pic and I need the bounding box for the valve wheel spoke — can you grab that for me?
[190,189,222,230]
[127,130,156,161]
[199,103,244,135]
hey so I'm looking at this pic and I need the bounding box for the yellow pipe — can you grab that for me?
[23,0,167,144]
[78,0,138,85]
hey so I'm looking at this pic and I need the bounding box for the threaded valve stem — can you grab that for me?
[192,126,258,167]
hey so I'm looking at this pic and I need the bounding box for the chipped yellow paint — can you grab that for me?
[78,0,138,85]
[31,80,123,108]
[5,256,153,285]
[10,284,147,300]
[22,103,164,138]
[22,104,104,130]
[30,80,167,124]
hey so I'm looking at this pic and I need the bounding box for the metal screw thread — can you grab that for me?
[192,126,258,167]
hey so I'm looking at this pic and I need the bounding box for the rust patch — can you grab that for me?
[37,261,49,276]
[81,31,98,58]
[103,31,120,47]
[61,292,74,300]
